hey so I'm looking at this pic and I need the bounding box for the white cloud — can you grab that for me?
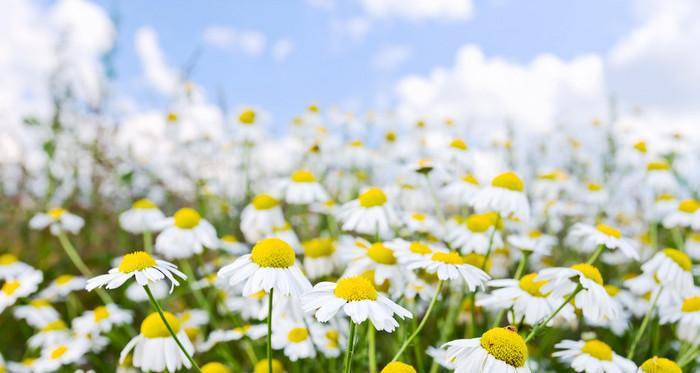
[135,27,179,95]
[372,45,412,71]
[271,39,294,61]
[202,26,267,57]
[330,17,371,43]
[361,0,474,21]
[394,45,606,132]
[305,0,334,10]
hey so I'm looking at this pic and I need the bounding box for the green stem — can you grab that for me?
[143,230,153,254]
[672,228,685,251]
[368,325,377,373]
[429,290,462,373]
[492,251,530,328]
[586,244,606,265]
[392,280,444,361]
[143,285,201,372]
[409,301,424,371]
[267,288,274,373]
[57,231,113,305]
[343,322,358,373]
[628,287,663,359]
[525,283,584,343]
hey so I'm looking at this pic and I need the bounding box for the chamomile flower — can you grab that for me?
[446,213,503,255]
[254,359,286,373]
[478,273,575,326]
[660,292,700,343]
[341,239,409,293]
[662,199,700,230]
[687,232,700,260]
[34,338,90,372]
[641,249,694,292]
[302,276,412,332]
[338,187,399,239]
[637,357,681,373]
[7,357,41,373]
[28,320,71,349]
[201,362,233,373]
[302,238,339,280]
[643,161,677,194]
[471,171,530,220]
[86,251,186,293]
[553,339,636,373]
[218,234,248,255]
[443,326,531,372]
[37,274,86,300]
[29,207,85,235]
[404,250,490,290]
[0,253,33,279]
[381,361,417,373]
[120,312,196,372]
[197,324,267,352]
[13,299,59,328]
[240,194,286,242]
[72,304,133,336]
[537,264,618,321]
[271,321,317,361]
[0,269,43,312]
[569,223,639,260]
[279,169,329,204]
[441,174,480,208]
[310,322,346,358]
[402,212,442,236]
[217,238,311,297]
[155,207,218,259]
[507,230,556,256]
[119,199,166,234]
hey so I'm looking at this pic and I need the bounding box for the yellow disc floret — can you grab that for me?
[41,320,67,332]
[359,187,387,208]
[367,243,397,265]
[466,214,494,233]
[334,276,378,301]
[291,169,316,183]
[55,275,74,285]
[570,263,604,285]
[449,138,468,151]
[287,327,309,343]
[50,345,68,360]
[491,172,524,192]
[239,109,256,125]
[132,198,157,209]
[1,280,20,295]
[596,224,621,238]
[663,248,692,271]
[252,194,279,210]
[639,357,681,373]
[119,251,157,273]
[431,251,464,265]
[518,273,549,297]
[647,161,670,171]
[49,208,66,219]
[409,242,432,255]
[0,254,18,265]
[381,361,417,373]
[254,359,284,373]
[303,238,336,258]
[251,238,295,268]
[201,362,232,373]
[581,339,613,361]
[678,199,700,213]
[141,312,181,338]
[681,296,700,313]
[173,208,201,229]
[94,306,110,322]
[479,327,528,367]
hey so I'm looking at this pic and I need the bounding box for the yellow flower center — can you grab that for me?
[30,299,50,308]
[49,208,65,219]
[410,213,426,221]
[359,187,388,208]
[94,306,110,322]
[449,138,468,151]
[491,172,524,192]
[250,238,295,268]
[570,263,604,285]
[581,339,613,361]
[167,112,178,122]
[361,270,390,293]
[50,345,68,360]
[462,174,479,185]
[201,362,233,373]
[303,238,336,258]
[334,276,378,301]
[596,224,621,238]
[132,198,157,209]
[325,330,339,347]
[663,248,692,271]
[528,230,542,238]
[367,243,397,265]
[385,131,397,142]
[381,361,417,373]
[0,254,18,265]
[254,359,284,373]
[656,193,675,202]
[1,280,20,295]
[633,141,647,154]
[409,242,432,255]
[41,320,67,332]
[431,251,464,265]
[479,327,528,367]
[678,199,700,213]
[141,312,181,338]
[604,285,620,297]
[221,234,238,243]
[249,290,267,300]
[647,161,670,171]
[681,296,700,313]
[287,327,309,343]
[291,169,316,183]
[462,253,490,271]
[239,109,256,125]
[519,273,549,297]
[252,194,279,210]
[173,208,201,229]
[119,251,157,273]
[350,139,364,147]
[587,182,602,191]
[466,214,494,233]
[639,357,681,373]
[55,275,74,285]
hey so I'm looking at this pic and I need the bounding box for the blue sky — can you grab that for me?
[94,0,637,123]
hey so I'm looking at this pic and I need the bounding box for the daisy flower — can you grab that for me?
[28,320,71,349]
[34,338,90,372]
[72,304,133,336]
[302,276,412,332]
[643,161,677,194]
[201,362,233,373]
[380,361,417,373]
[155,207,218,260]
[0,269,43,312]
[687,232,700,260]
[446,213,503,255]
[13,299,60,328]
[537,264,618,321]
[569,223,639,260]
[240,194,286,243]
[120,312,196,372]
[38,274,86,300]
[279,169,329,204]
[441,174,480,208]
[471,171,530,220]
[641,248,694,292]
[337,187,399,239]
[119,198,166,234]
[507,230,556,256]
[29,207,84,235]
[197,324,267,352]
[341,239,409,294]
[478,273,575,326]
[443,326,531,372]
[0,253,33,279]
[553,339,636,373]
[310,322,346,358]
[302,238,339,280]
[663,199,700,230]
[253,359,286,373]
[660,293,700,343]
[271,320,317,361]
[218,234,248,255]
[218,238,311,297]
[404,250,490,290]
[86,251,186,293]
[402,212,442,237]
[637,357,681,373]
